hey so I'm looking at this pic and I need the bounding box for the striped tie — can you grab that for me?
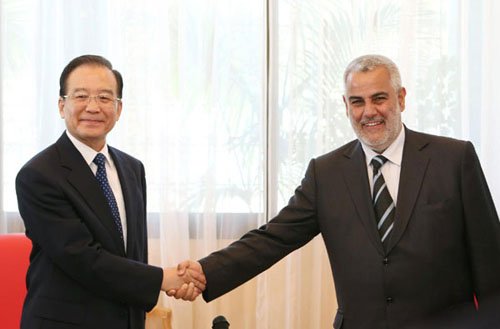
[371,155,395,249]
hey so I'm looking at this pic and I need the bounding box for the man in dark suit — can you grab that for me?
[16,55,205,329]
[175,55,500,328]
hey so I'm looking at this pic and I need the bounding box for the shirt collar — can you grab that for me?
[65,130,111,166]
[361,125,405,168]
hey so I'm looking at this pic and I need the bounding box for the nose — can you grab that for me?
[363,102,378,118]
[85,96,101,112]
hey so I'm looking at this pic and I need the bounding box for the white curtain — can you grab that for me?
[478,0,500,205]
[1,1,500,328]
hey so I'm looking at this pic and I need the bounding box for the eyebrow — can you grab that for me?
[348,92,389,102]
[348,96,363,102]
[371,92,389,98]
[71,88,114,95]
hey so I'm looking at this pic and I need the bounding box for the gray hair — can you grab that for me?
[343,55,402,94]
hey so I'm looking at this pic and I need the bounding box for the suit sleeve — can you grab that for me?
[16,163,163,311]
[200,159,321,302]
[461,142,500,301]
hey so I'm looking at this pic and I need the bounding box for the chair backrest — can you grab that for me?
[146,305,173,329]
[0,233,31,329]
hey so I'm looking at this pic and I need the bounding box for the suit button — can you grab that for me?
[386,297,394,304]
[383,257,389,265]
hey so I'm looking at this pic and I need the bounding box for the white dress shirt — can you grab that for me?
[66,131,127,248]
[361,126,405,205]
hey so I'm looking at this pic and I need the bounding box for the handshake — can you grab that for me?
[161,260,206,301]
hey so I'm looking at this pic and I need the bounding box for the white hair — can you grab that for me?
[343,55,402,94]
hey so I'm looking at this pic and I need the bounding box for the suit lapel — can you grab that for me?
[56,133,126,256]
[386,128,430,253]
[342,141,385,256]
[109,147,136,258]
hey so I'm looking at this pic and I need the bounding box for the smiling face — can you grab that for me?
[343,66,406,153]
[58,64,122,151]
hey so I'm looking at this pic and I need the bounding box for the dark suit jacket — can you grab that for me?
[199,127,500,329]
[16,132,163,329]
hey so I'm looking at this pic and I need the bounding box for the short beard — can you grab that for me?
[350,105,402,153]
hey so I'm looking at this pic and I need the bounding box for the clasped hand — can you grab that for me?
[161,260,205,301]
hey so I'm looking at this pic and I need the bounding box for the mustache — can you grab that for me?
[360,118,385,125]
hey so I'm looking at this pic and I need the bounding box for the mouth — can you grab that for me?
[80,119,104,124]
[362,120,384,128]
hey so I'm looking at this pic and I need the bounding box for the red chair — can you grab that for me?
[0,233,31,329]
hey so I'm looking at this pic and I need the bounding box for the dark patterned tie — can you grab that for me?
[93,153,123,240]
[371,155,395,249]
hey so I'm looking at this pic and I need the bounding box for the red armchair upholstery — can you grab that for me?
[0,233,31,329]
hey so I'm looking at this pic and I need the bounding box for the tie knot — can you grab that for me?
[371,155,388,170]
[93,153,106,168]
